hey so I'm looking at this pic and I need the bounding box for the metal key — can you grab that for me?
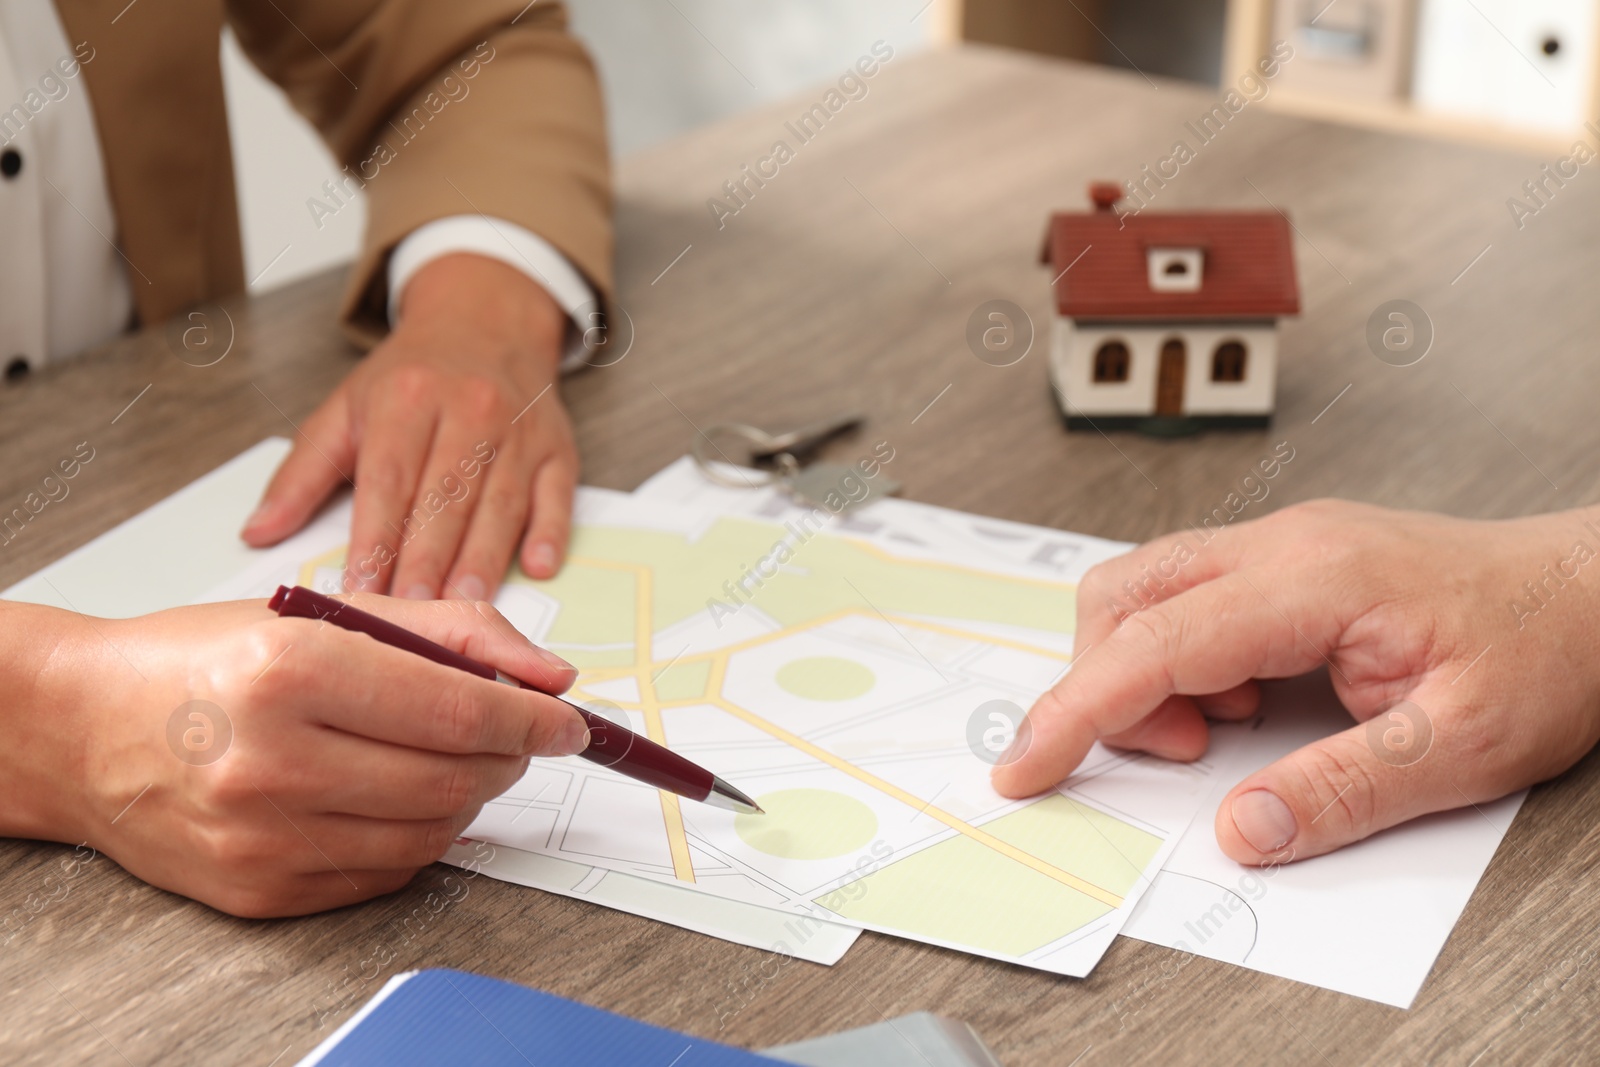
[748,413,864,462]
[690,413,899,514]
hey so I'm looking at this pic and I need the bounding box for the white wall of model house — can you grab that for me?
[1051,320,1279,416]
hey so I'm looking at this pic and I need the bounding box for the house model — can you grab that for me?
[1041,183,1300,432]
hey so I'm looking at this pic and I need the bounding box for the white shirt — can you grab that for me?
[0,2,594,373]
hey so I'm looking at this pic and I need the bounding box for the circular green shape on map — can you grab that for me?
[736,789,878,860]
[774,656,875,701]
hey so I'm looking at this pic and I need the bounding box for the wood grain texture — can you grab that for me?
[2,44,1598,1066]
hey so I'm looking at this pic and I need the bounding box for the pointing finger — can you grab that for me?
[994,571,1340,798]
[1074,527,1244,655]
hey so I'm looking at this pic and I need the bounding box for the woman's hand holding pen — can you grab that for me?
[2,595,588,917]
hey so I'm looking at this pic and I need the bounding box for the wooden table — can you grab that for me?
[2,44,1597,1066]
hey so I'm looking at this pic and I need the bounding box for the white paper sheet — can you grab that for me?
[633,456,1529,1007]
[1118,672,1525,1009]
[437,840,858,964]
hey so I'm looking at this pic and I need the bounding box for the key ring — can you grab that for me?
[691,423,789,488]
[691,414,863,486]
[687,412,896,514]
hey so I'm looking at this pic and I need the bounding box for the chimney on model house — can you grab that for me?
[1088,181,1123,212]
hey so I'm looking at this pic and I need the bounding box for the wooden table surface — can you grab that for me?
[3,43,1598,1066]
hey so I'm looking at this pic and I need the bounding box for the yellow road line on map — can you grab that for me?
[660,606,1070,674]
[296,546,346,588]
[712,515,1075,592]
[844,538,1077,592]
[565,558,697,882]
[864,612,1070,662]
[704,661,1121,908]
[655,792,696,883]
[555,554,1080,889]
[640,702,696,883]
[681,608,858,660]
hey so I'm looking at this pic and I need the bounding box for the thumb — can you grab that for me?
[1215,697,1449,864]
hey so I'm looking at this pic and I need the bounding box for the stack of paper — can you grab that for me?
[633,458,1524,1007]
[193,445,1198,979]
[1,440,1524,1007]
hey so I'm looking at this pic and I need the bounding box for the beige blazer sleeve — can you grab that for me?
[225,0,613,346]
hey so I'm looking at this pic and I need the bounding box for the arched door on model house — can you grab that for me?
[1155,338,1186,415]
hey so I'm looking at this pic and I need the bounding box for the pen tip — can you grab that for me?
[705,777,763,815]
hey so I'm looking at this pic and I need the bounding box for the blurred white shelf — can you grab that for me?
[1225,0,1600,152]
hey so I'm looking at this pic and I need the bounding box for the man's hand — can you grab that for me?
[992,500,1600,865]
[16,596,587,918]
[242,253,579,598]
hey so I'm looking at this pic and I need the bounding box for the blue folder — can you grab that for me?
[299,969,782,1066]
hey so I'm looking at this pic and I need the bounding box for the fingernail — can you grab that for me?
[535,645,575,674]
[996,726,1031,767]
[1231,790,1298,853]
[527,543,557,578]
[400,583,435,600]
[558,714,590,756]
[241,502,273,534]
[454,575,487,602]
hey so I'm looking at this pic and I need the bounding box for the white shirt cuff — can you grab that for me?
[387,215,597,371]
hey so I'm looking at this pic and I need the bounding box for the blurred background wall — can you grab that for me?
[220,0,1599,293]
[220,1,936,294]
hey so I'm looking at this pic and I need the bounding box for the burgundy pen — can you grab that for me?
[267,585,763,815]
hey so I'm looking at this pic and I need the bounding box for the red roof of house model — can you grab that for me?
[1043,196,1301,320]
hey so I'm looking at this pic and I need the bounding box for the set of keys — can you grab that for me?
[690,413,900,514]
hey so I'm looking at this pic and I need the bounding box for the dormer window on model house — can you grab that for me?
[1042,183,1301,434]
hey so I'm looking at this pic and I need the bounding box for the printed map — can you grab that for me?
[209,483,1204,976]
